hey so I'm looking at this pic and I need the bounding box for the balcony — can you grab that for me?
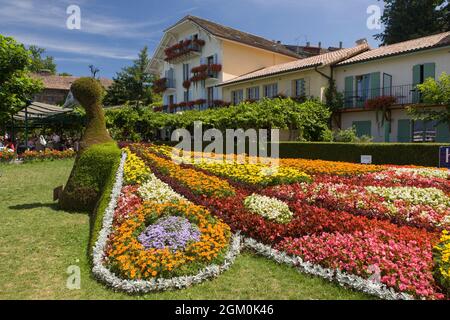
[342,84,421,109]
[152,77,176,94]
[164,39,205,64]
[190,64,222,83]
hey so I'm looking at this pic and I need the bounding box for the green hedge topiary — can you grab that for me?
[277,142,445,166]
[155,141,446,167]
[59,142,121,212]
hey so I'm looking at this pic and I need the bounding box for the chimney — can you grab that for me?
[339,41,343,49]
[355,38,368,46]
[277,40,281,44]
[306,42,310,47]
[318,42,322,48]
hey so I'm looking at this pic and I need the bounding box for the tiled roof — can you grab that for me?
[170,15,302,59]
[31,74,113,90]
[337,31,450,66]
[219,43,370,86]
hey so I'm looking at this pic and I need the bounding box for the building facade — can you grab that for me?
[334,32,450,143]
[148,16,304,113]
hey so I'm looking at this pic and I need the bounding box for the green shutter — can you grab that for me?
[436,122,450,142]
[345,76,354,107]
[397,119,412,142]
[412,65,421,103]
[423,63,436,81]
[370,72,381,98]
[353,121,372,137]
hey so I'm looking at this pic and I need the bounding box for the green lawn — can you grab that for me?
[0,160,373,300]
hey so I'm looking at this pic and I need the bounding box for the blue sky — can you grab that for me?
[0,0,385,79]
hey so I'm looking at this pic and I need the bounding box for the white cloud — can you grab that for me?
[0,0,165,39]
[9,32,137,60]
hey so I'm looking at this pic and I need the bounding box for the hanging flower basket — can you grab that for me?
[183,80,191,89]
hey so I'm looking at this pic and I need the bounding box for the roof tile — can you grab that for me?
[337,32,450,66]
[220,43,370,86]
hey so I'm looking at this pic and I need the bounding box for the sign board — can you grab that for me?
[440,146,450,169]
[361,155,373,165]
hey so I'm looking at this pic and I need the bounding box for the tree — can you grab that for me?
[104,46,157,108]
[89,65,100,78]
[407,72,450,128]
[0,36,43,124]
[375,0,449,45]
[28,45,57,74]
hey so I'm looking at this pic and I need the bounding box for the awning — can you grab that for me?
[13,102,70,121]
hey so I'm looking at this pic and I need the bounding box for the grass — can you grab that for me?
[0,160,373,300]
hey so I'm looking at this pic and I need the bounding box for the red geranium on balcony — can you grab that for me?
[164,38,205,62]
[153,78,167,94]
[183,80,191,89]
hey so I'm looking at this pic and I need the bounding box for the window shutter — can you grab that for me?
[163,95,168,105]
[412,64,421,86]
[213,87,219,100]
[436,122,450,142]
[352,121,372,137]
[370,72,381,98]
[423,63,436,81]
[412,65,421,103]
[214,53,219,64]
[344,76,354,107]
[200,57,205,65]
[397,119,412,142]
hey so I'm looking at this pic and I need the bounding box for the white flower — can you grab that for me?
[365,186,450,207]
[138,174,186,203]
[391,168,449,180]
[244,194,293,224]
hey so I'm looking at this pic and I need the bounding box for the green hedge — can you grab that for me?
[155,141,447,167]
[88,150,121,261]
[278,142,446,167]
[59,142,121,212]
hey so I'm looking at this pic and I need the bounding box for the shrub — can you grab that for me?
[59,142,121,212]
[276,142,444,166]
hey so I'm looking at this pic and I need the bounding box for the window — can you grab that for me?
[183,64,190,81]
[412,120,437,142]
[207,56,214,66]
[232,90,244,105]
[352,121,372,138]
[264,83,278,98]
[294,79,306,97]
[207,87,214,106]
[247,87,260,101]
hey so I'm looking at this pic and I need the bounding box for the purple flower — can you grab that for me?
[138,216,201,251]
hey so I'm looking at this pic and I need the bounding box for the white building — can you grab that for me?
[148,15,302,113]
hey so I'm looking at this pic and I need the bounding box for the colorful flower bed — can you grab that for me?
[93,143,450,299]
[21,149,76,162]
[0,149,76,163]
[92,151,240,293]
[0,150,15,162]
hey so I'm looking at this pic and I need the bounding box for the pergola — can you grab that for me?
[9,102,70,149]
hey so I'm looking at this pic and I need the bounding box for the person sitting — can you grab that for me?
[5,139,15,153]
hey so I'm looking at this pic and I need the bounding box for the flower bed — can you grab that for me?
[95,143,450,299]
[92,152,241,293]
[0,150,15,163]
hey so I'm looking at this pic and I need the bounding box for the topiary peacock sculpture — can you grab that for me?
[59,77,121,212]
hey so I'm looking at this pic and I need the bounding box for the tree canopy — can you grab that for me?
[28,45,57,74]
[0,35,43,123]
[375,0,449,45]
[104,46,158,108]
[407,72,450,127]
